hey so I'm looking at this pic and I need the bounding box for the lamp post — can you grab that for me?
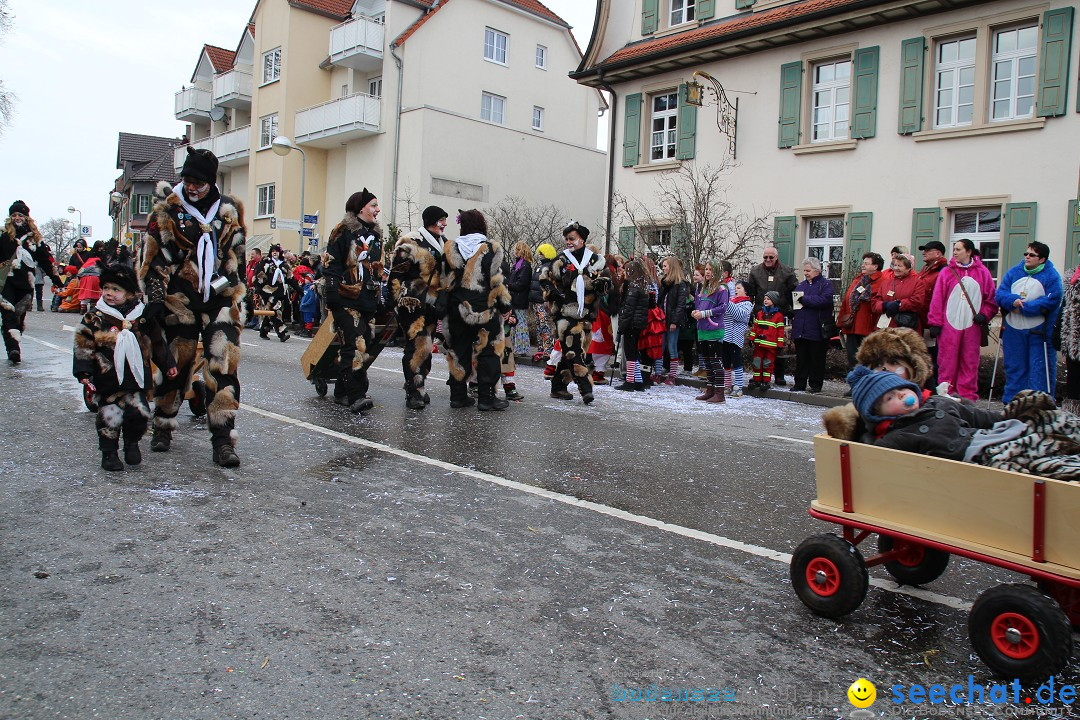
[67,205,83,241]
[271,135,306,251]
[109,191,125,243]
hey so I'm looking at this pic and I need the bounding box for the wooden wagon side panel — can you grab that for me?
[1044,482,1080,568]
[301,316,337,380]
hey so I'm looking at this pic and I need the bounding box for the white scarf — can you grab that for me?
[456,233,487,261]
[271,257,285,287]
[15,243,36,271]
[94,297,146,388]
[173,182,221,302]
[418,227,444,255]
[563,247,595,317]
[355,233,376,283]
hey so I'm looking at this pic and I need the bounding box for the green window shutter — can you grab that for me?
[898,37,926,134]
[772,216,796,268]
[736,0,756,8]
[676,83,697,160]
[1002,202,1038,272]
[1066,200,1080,271]
[642,0,658,35]
[846,212,873,283]
[1037,7,1074,117]
[778,62,803,148]
[618,226,636,256]
[850,46,879,139]
[697,0,715,19]
[910,207,941,271]
[622,93,642,168]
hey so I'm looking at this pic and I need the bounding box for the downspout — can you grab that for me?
[390,41,405,227]
[597,70,617,257]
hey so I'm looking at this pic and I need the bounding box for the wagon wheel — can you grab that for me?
[790,534,869,619]
[313,377,328,397]
[877,535,950,586]
[969,583,1073,684]
[188,380,207,417]
[82,384,99,412]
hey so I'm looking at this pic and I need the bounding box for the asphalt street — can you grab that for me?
[1,313,1078,720]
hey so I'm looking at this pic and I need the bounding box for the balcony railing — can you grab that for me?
[328,16,384,70]
[213,69,253,108]
[174,125,252,173]
[175,87,212,122]
[295,93,381,147]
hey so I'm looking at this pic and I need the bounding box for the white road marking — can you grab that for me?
[62,324,77,332]
[241,342,259,347]
[768,435,813,445]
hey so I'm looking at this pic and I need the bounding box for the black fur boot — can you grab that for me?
[101,451,123,472]
[124,442,142,466]
[150,428,172,452]
[477,384,509,411]
[212,443,240,468]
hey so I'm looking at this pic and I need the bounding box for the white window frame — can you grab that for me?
[259,114,278,149]
[535,44,547,69]
[256,184,276,219]
[261,47,281,85]
[481,92,506,124]
[137,194,151,215]
[532,106,544,131]
[933,35,976,129]
[341,83,349,98]
[805,217,846,284]
[368,77,382,98]
[950,207,1002,279]
[647,226,672,255]
[810,59,851,143]
[484,27,508,66]
[670,0,696,26]
[990,23,1037,122]
[649,91,679,163]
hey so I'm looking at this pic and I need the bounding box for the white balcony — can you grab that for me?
[175,87,212,123]
[295,93,380,148]
[174,125,251,174]
[328,16,384,71]
[213,69,253,109]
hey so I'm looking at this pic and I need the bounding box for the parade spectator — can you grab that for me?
[1059,261,1080,414]
[689,261,728,402]
[872,254,927,333]
[927,239,998,401]
[749,291,786,390]
[506,241,534,358]
[691,264,708,377]
[1,200,62,363]
[995,241,1062,403]
[33,261,46,312]
[616,259,650,391]
[68,238,90,271]
[55,264,82,313]
[719,259,736,295]
[638,256,664,385]
[791,257,835,393]
[657,256,689,384]
[721,279,753,397]
[917,240,949,385]
[531,242,556,364]
[244,247,262,329]
[746,246,797,384]
[589,254,622,384]
[836,252,885,374]
[254,244,291,342]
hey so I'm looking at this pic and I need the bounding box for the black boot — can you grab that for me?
[550,382,573,400]
[101,451,123,472]
[8,349,20,364]
[260,325,269,339]
[477,384,508,411]
[405,383,426,410]
[212,443,240,468]
[150,427,172,452]
[278,328,290,342]
[349,397,374,414]
[448,381,474,408]
[124,442,142,466]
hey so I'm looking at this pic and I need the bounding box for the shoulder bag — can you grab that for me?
[949,266,989,347]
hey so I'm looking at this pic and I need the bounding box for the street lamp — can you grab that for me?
[67,205,83,240]
[271,135,306,250]
[110,191,127,244]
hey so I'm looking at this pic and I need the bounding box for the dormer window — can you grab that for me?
[670,0,695,26]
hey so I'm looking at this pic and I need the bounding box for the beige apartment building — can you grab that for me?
[572,0,1080,285]
[171,0,607,253]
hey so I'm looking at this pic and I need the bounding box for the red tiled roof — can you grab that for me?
[288,0,353,19]
[204,44,237,72]
[598,0,865,67]
[248,22,255,39]
[396,0,569,46]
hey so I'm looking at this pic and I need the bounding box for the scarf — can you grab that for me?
[563,247,595,317]
[418,227,444,255]
[849,274,873,313]
[173,182,221,302]
[271,257,285,286]
[14,240,36,271]
[456,233,487,261]
[1024,262,1045,276]
[94,297,146,388]
[1071,266,1080,284]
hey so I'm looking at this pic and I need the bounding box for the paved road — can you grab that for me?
[1,315,1076,720]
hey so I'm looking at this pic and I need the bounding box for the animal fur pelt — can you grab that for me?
[443,235,511,325]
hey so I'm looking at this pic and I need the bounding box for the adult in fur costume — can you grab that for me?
[1,200,61,363]
[138,148,247,468]
[388,205,447,409]
[441,209,511,411]
[254,244,291,342]
[539,221,609,404]
[322,189,384,414]
[1059,264,1080,415]
[821,327,934,441]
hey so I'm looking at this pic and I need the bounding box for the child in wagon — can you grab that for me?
[848,365,1080,481]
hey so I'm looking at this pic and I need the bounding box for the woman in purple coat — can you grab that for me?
[790,257,835,393]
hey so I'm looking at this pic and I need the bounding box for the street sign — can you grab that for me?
[275,218,302,231]
[308,238,319,247]
[301,228,316,237]
[79,225,91,237]
[303,213,319,225]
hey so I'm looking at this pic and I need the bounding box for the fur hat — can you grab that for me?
[8,200,29,217]
[855,327,933,387]
[765,290,781,306]
[563,220,590,240]
[100,264,139,295]
[848,365,921,423]
[268,243,283,255]
[422,205,448,228]
[537,243,557,261]
[180,147,218,184]
[346,188,376,215]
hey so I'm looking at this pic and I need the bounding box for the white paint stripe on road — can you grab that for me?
[768,435,813,446]
[241,342,259,347]
[243,402,972,612]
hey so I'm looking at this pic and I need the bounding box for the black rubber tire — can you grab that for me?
[83,384,99,412]
[877,535,950,586]
[188,380,207,417]
[969,583,1073,684]
[314,377,328,397]
[790,534,869,619]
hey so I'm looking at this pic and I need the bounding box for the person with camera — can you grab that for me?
[137,147,248,467]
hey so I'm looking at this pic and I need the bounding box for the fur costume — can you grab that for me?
[995,259,1062,403]
[1,215,58,361]
[539,245,608,401]
[139,180,247,460]
[254,252,291,340]
[926,256,998,400]
[389,227,445,406]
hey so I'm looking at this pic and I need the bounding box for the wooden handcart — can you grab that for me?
[299,310,398,397]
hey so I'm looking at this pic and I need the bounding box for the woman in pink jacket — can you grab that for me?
[926,239,997,400]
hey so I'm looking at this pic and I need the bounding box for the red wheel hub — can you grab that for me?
[894,542,926,567]
[990,612,1040,659]
[806,558,841,597]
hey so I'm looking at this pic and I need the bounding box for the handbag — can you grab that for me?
[949,266,990,347]
[820,314,840,341]
[836,310,854,330]
[894,311,919,329]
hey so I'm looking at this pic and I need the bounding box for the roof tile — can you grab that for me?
[397,0,569,46]
[116,132,183,170]
[288,0,353,19]
[204,44,237,72]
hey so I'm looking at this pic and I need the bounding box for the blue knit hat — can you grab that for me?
[848,365,921,422]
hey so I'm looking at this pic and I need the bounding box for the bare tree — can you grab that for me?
[40,218,76,261]
[395,181,421,233]
[486,195,564,251]
[0,1,15,134]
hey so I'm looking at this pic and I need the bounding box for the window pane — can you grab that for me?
[992,100,1010,119]
[958,85,974,105]
[994,61,1011,81]
[939,41,957,63]
[979,242,999,261]
[937,87,953,107]
[953,212,977,233]
[977,210,1001,232]
[958,104,972,124]
[808,246,824,261]
[936,107,952,125]
[1019,56,1036,77]
[813,106,829,124]
[939,69,954,87]
[836,62,850,80]
[828,219,845,239]
[1016,96,1034,116]
[1018,26,1037,49]
[835,105,849,123]
[1017,76,1034,97]
[958,38,976,59]
[817,64,834,83]
[829,246,844,262]
[959,67,975,86]
[996,29,1016,54]
[836,86,849,104]
[809,220,827,239]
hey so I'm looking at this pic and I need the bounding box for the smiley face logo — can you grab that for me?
[847,678,876,708]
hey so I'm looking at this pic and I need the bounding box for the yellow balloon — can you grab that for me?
[847,678,877,709]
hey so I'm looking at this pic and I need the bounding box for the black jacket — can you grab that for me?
[529,259,550,304]
[862,395,1003,460]
[619,284,650,333]
[658,279,689,327]
[507,258,532,310]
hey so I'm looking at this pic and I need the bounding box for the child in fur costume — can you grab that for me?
[848,366,1080,481]
[74,265,177,471]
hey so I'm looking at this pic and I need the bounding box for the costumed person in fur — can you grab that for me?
[540,221,608,404]
[323,189,384,414]
[441,209,511,410]
[1,200,62,363]
[995,240,1062,403]
[389,205,447,410]
[138,147,248,468]
[846,367,1080,481]
[1059,262,1080,415]
[254,244,291,342]
[74,265,177,471]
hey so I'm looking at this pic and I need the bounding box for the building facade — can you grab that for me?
[110,133,183,247]
[573,0,1080,286]
[171,0,607,253]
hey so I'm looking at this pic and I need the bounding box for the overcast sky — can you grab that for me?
[0,0,599,244]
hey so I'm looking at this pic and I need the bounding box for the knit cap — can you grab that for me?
[764,290,781,306]
[9,200,29,217]
[421,205,447,228]
[537,243,557,261]
[848,365,921,423]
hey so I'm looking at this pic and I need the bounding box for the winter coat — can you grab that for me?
[693,284,728,341]
[322,213,383,313]
[862,395,1002,460]
[618,283,649,333]
[529,259,549,304]
[77,257,104,304]
[299,283,320,314]
[442,234,512,326]
[658,279,689,328]
[791,274,835,341]
[507,257,533,310]
[389,227,444,314]
[995,260,1062,339]
[872,272,928,333]
[1,217,58,304]
[540,247,608,323]
[723,295,754,348]
[927,256,998,331]
[57,277,82,312]
[750,308,786,349]
[746,261,798,314]
[72,300,175,397]
[837,271,885,336]
[1061,271,1080,362]
[917,257,948,328]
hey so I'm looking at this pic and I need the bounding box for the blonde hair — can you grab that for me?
[661,256,686,285]
[513,241,534,262]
